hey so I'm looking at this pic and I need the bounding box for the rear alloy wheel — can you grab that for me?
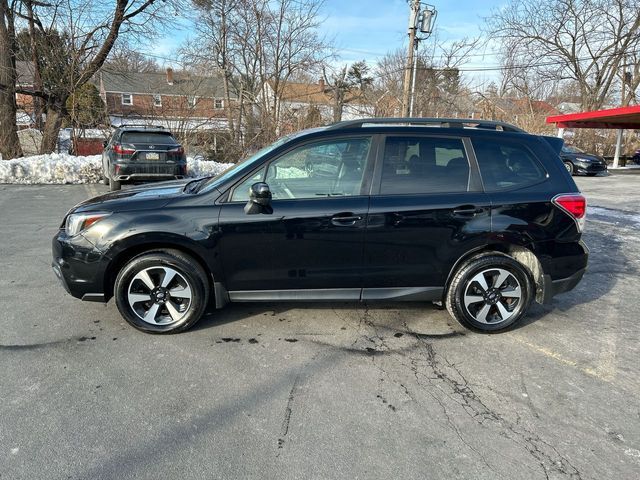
[114,250,209,333]
[564,161,574,175]
[446,255,533,332]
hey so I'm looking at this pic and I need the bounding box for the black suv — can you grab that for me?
[102,126,187,191]
[53,118,588,334]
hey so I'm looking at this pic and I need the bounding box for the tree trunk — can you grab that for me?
[40,100,66,154]
[0,0,23,159]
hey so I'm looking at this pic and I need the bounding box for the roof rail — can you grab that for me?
[326,117,525,133]
[114,124,167,130]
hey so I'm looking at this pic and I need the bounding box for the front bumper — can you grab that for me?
[574,162,607,174]
[52,229,109,302]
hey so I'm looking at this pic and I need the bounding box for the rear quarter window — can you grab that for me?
[121,132,177,144]
[472,137,547,192]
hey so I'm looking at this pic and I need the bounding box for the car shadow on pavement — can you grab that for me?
[192,300,453,334]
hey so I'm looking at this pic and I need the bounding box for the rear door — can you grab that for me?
[218,135,375,296]
[362,134,491,299]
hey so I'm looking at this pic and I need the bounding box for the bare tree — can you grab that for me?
[373,36,479,119]
[0,0,22,158]
[185,0,329,150]
[487,0,640,110]
[323,61,373,122]
[11,0,180,153]
[105,41,160,73]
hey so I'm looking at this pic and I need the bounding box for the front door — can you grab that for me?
[219,135,374,298]
[363,134,491,299]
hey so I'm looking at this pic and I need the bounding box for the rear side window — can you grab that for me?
[472,138,546,192]
[380,136,470,195]
[120,132,177,144]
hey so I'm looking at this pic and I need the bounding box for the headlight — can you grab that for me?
[576,157,593,163]
[65,212,111,236]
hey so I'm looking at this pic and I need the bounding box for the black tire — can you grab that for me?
[110,179,121,191]
[446,255,533,333]
[564,161,574,175]
[114,250,210,333]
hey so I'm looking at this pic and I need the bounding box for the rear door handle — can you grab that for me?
[452,205,484,216]
[331,214,363,226]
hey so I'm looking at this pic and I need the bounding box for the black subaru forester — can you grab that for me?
[53,118,588,334]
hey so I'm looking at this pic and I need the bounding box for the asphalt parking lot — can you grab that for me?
[1,175,639,480]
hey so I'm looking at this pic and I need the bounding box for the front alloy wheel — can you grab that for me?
[127,266,193,326]
[114,250,209,333]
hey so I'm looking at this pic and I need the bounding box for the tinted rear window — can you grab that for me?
[120,132,177,144]
[380,136,470,195]
[472,138,546,192]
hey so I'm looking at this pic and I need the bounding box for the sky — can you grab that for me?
[150,0,506,87]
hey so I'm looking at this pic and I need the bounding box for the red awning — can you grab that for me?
[546,105,640,129]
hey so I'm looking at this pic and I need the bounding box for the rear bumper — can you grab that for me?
[111,162,187,182]
[540,241,589,304]
[541,268,586,304]
[114,173,185,182]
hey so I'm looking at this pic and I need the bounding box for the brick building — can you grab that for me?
[97,68,233,132]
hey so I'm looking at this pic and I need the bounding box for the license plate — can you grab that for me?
[146,152,159,160]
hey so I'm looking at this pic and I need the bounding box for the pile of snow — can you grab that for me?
[0,153,103,184]
[0,153,233,185]
[187,156,231,178]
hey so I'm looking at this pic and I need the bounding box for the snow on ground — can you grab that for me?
[0,153,233,185]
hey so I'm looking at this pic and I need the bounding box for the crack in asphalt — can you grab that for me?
[400,319,583,480]
[335,306,582,479]
[276,373,301,454]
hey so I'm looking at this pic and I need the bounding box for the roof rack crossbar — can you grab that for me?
[326,117,524,133]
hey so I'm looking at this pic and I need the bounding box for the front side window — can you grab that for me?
[380,136,470,195]
[256,137,371,200]
[472,138,546,192]
[121,93,133,105]
[230,167,266,202]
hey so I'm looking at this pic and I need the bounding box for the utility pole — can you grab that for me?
[401,0,420,117]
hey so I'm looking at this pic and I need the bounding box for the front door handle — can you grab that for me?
[452,205,484,216]
[331,214,363,226]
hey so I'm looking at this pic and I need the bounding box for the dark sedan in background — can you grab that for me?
[560,145,608,176]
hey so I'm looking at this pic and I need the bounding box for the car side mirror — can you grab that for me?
[244,182,273,214]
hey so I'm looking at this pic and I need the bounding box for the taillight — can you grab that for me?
[169,145,185,156]
[113,143,135,155]
[552,194,587,232]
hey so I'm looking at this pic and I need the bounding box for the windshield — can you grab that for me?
[198,127,327,193]
[562,145,584,154]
